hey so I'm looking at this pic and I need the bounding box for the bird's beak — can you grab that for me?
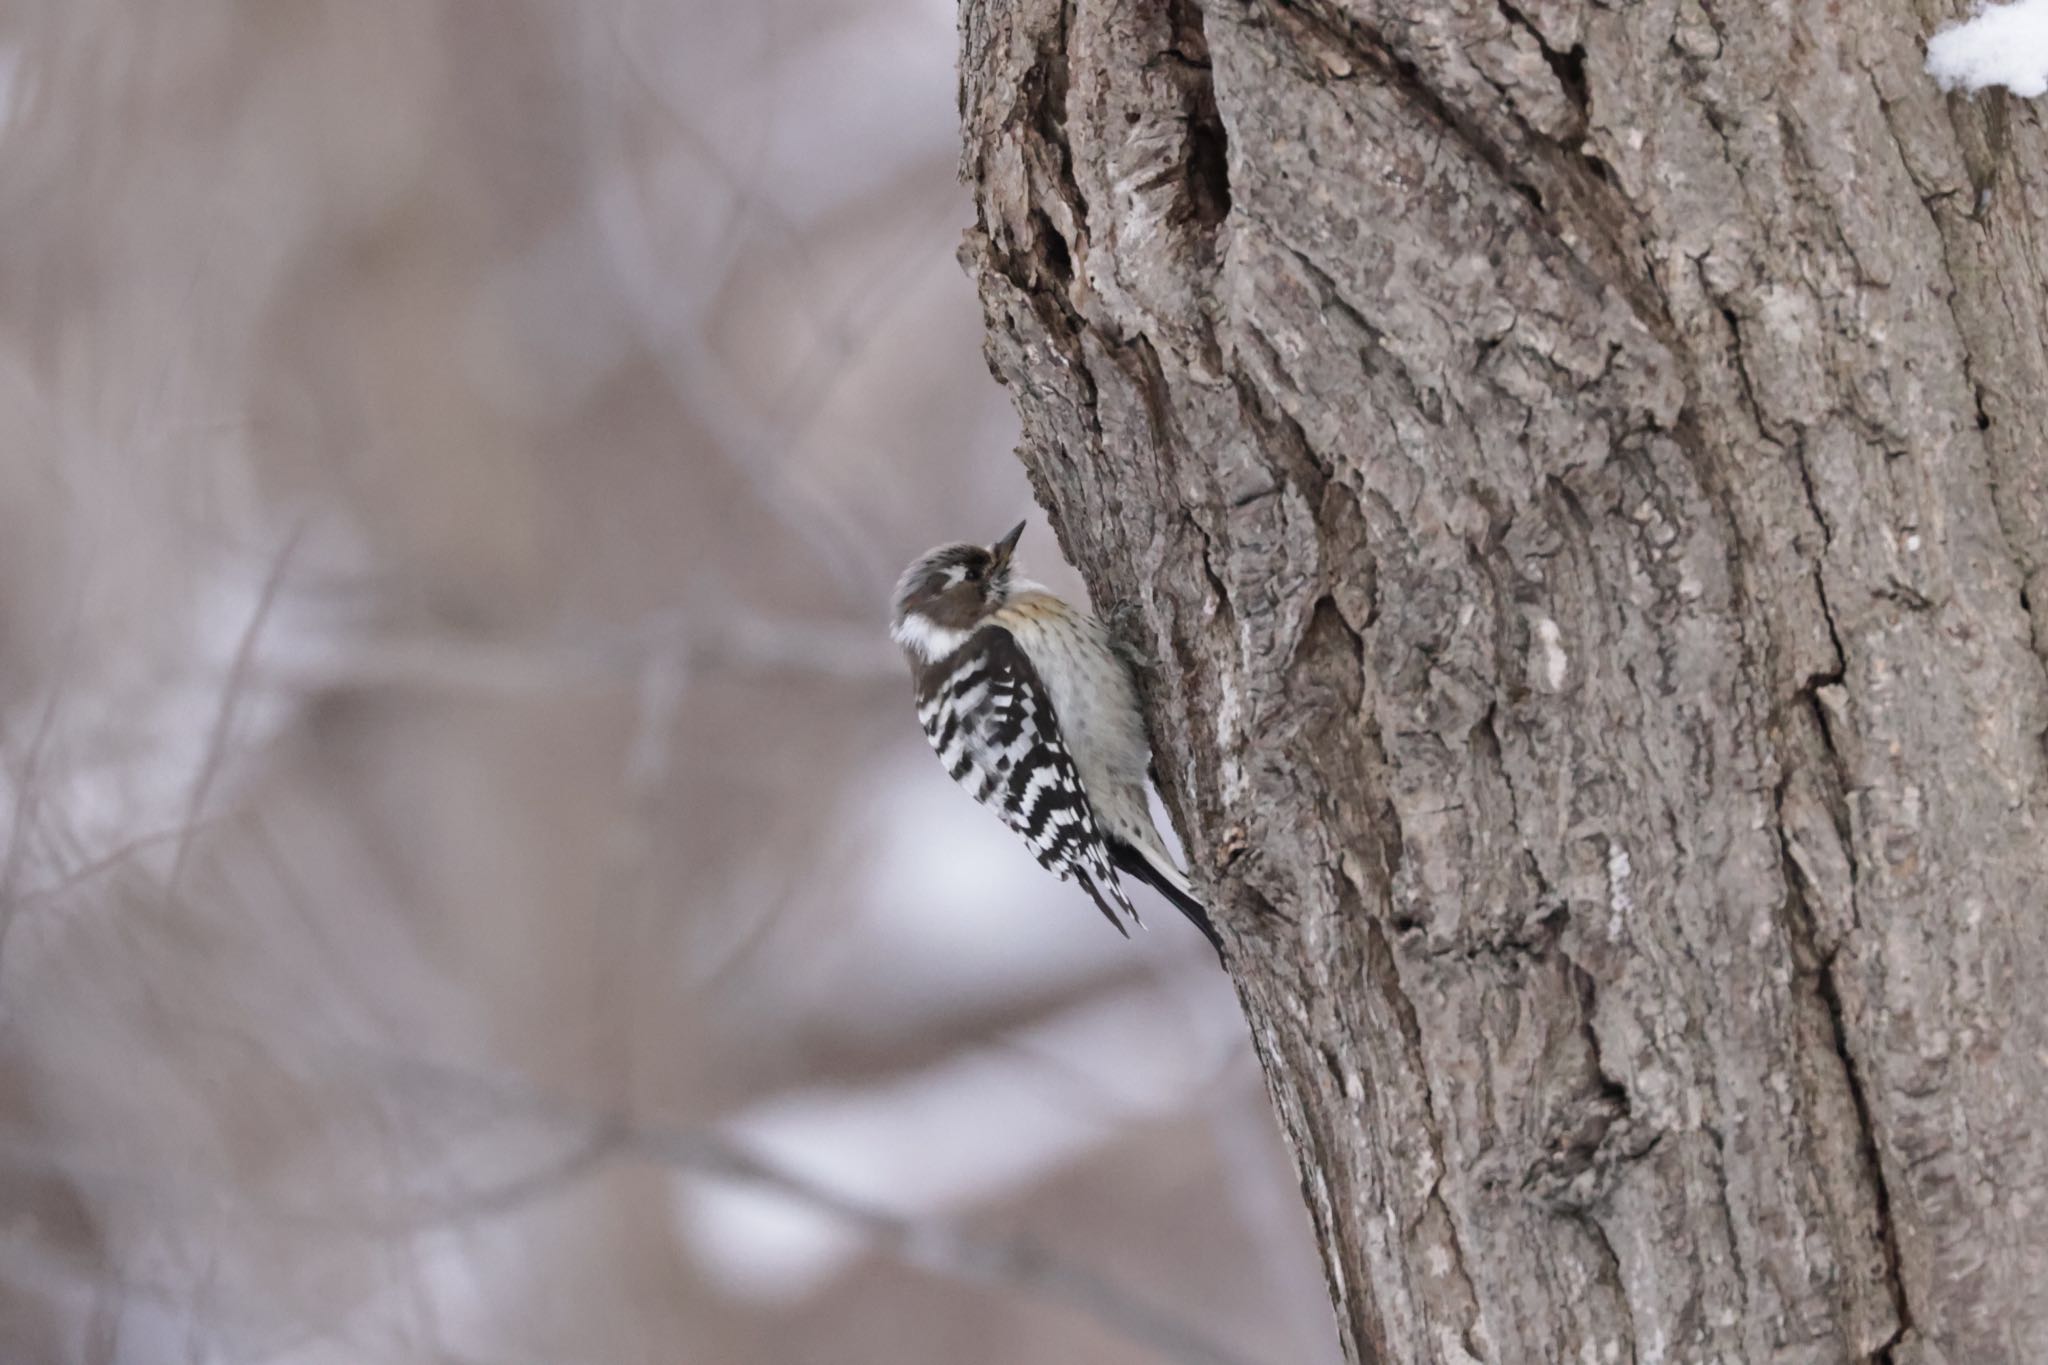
[988,520,1026,576]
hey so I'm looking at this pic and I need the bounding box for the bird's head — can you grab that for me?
[890,520,1026,662]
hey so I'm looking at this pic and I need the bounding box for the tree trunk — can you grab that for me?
[957,1,2048,1361]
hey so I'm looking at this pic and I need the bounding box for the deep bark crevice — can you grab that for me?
[1816,957,1912,1361]
[1490,0,1588,127]
[1265,0,1546,216]
[1166,0,1233,233]
[1777,804,1912,1360]
[1268,0,1665,343]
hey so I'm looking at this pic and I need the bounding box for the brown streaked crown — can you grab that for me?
[889,520,1026,637]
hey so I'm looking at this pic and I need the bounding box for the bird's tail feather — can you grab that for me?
[1079,873,1136,937]
[1109,841,1223,959]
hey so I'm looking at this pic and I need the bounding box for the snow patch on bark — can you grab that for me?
[1606,843,1635,939]
[1927,0,2048,96]
[1535,617,1569,692]
[1215,672,1246,800]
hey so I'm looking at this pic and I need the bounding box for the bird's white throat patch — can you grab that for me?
[892,611,974,664]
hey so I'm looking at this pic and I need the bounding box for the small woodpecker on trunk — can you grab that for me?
[890,521,1222,957]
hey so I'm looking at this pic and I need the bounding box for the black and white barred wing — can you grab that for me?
[916,629,1138,934]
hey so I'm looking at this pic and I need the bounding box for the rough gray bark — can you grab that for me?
[957,1,2048,1361]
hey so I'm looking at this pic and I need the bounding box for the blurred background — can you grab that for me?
[0,2,1339,1362]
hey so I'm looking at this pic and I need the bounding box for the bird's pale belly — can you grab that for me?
[998,606,1151,809]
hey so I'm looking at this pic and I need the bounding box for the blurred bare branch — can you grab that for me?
[249,615,897,701]
[165,514,313,898]
[0,625,75,959]
[648,1132,1269,1365]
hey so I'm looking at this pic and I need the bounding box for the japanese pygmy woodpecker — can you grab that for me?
[890,522,1221,954]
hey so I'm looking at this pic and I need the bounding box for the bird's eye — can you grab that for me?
[965,564,983,583]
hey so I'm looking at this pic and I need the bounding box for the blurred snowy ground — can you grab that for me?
[0,2,1340,1362]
